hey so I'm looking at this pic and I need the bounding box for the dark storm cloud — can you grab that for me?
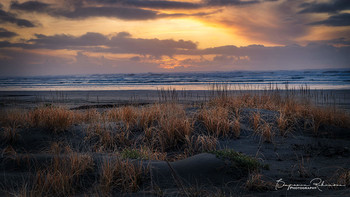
[310,13,350,26]
[11,1,159,20]
[29,32,109,48]
[308,37,350,46]
[1,36,350,75]
[56,6,159,20]
[70,0,258,9]
[0,28,18,38]
[0,41,12,47]
[180,43,350,70]
[119,0,202,9]
[328,37,350,46]
[1,32,197,56]
[11,0,201,11]
[98,34,197,56]
[204,0,259,6]
[10,1,51,12]
[299,0,350,14]
[9,0,261,21]
[3,32,349,68]
[91,0,259,8]
[0,7,35,27]
[10,1,210,20]
[0,48,162,76]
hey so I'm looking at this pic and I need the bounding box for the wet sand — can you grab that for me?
[1,89,350,110]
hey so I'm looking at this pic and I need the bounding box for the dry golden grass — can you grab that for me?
[107,106,139,129]
[0,109,26,143]
[1,145,17,160]
[0,109,27,128]
[334,169,350,187]
[157,104,192,151]
[1,126,19,143]
[307,107,350,133]
[259,122,273,143]
[107,104,163,132]
[84,123,131,152]
[233,118,240,138]
[185,135,218,155]
[121,147,167,161]
[292,155,311,178]
[245,173,273,191]
[135,104,194,152]
[279,99,350,133]
[4,88,350,196]
[139,105,161,130]
[141,104,193,152]
[251,111,261,132]
[137,146,167,161]
[99,158,148,194]
[27,106,75,133]
[17,150,94,197]
[119,106,139,129]
[48,141,71,155]
[276,112,290,136]
[197,107,232,137]
[75,109,102,123]
[208,92,350,135]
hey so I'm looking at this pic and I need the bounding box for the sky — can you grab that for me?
[0,0,349,76]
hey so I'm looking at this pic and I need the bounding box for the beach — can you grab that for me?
[1,89,350,110]
[0,88,350,196]
[2,0,350,195]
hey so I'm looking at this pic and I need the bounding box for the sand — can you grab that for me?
[0,89,350,196]
[1,89,350,110]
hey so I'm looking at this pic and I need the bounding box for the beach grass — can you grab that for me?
[1,87,350,196]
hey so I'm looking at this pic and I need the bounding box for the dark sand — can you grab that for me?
[1,89,350,110]
[1,89,350,196]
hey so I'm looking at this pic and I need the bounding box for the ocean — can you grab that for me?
[1,69,349,91]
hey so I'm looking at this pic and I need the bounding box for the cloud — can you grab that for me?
[310,13,350,26]
[2,32,197,57]
[10,0,215,20]
[209,0,309,45]
[0,48,73,76]
[56,6,159,20]
[0,7,35,27]
[204,0,259,6]
[299,0,350,14]
[29,32,109,49]
[328,37,350,46]
[101,34,198,57]
[9,0,263,21]
[63,0,259,9]
[10,1,51,11]
[87,0,259,8]
[1,35,349,76]
[10,1,160,20]
[0,28,18,38]
[306,37,350,46]
[118,0,203,9]
[0,49,162,76]
[197,44,350,70]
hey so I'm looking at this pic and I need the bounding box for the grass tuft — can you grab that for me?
[197,107,232,137]
[27,106,75,133]
[212,149,267,172]
[185,135,218,155]
[245,173,273,191]
[99,158,148,194]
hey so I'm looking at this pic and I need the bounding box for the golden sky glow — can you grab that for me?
[0,0,349,75]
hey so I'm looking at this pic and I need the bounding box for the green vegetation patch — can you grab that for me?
[212,149,269,172]
[121,149,148,160]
